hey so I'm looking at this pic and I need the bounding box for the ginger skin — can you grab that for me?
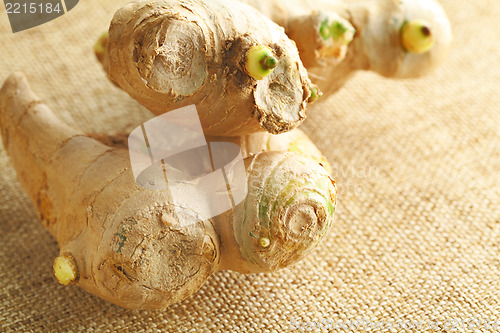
[0,73,336,309]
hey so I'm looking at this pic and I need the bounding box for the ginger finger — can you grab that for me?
[0,73,220,309]
[244,0,452,97]
[107,0,314,136]
[215,150,336,273]
[0,73,336,309]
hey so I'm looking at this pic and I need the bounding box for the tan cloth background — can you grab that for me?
[1,0,499,331]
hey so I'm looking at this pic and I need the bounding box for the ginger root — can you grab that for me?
[106,0,315,136]
[3,0,453,311]
[0,73,336,309]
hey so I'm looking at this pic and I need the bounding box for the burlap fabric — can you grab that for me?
[1,0,499,331]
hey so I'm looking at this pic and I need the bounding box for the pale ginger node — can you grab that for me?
[53,254,79,285]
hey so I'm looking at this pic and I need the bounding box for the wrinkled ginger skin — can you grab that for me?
[243,0,452,97]
[0,73,337,309]
[108,0,313,136]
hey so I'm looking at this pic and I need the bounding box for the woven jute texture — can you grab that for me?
[1,0,499,332]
